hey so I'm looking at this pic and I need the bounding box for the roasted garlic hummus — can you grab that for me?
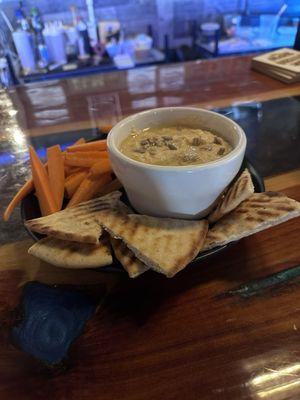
[120,126,233,166]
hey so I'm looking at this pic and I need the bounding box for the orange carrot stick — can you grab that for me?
[3,159,50,221]
[64,138,86,171]
[3,139,85,221]
[29,146,58,216]
[64,166,88,177]
[67,172,112,208]
[65,170,88,198]
[65,152,106,168]
[74,137,86,145]
[96,178,122,197]
[47,145,65,210]
[64,165,72,176]
[66,140,107,152]
[99,151,109,158]
[67,151,105,159]
[99,124,113,134]
[89,158,112,178]
[3,179,34,221]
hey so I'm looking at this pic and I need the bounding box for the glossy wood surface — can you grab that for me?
[9,54,300,137]
[0,55,300,399]
[0,171,299,400]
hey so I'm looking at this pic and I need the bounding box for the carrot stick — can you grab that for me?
[3,179,34,221]
[3,156,50,220]
[74,137,86,145]
[89,158,112,178]
[64,166,87,177]
[96,178,122,197]
[64,138,86,172]
[29,146,58,216]
[99,151,109,158]
[67,151,105,159]
[64,165,72,176]
[47,145,65,210]
[99,124,113,134]
[65,170,88,198]
[67,172,112,208]
[66,139,107,152]
[65,152,106,168]
[3,139,85,221]
[65,158,97,168]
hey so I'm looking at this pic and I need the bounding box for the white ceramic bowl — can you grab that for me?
[107,107,246,219]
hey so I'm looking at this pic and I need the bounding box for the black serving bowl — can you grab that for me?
[21,158,264,274]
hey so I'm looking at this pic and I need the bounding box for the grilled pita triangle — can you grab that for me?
[25,191,122,244]
[204,192,300,251]
[28,236,112,268]
[208,169,254,224]
[110,238,149,278]
[96,211,208,277]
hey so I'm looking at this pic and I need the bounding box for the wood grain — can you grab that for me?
[265,168,300,192]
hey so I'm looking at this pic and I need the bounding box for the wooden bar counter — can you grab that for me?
[0,55,300,400]
[9,54,300,136]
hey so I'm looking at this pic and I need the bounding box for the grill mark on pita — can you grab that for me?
[226,179,240,204]
[245,216,265,223]
[243,203,269,209]
[274,205,296,212]
[100,212,208,277]
[203,192,300,252]
[128,220,140,240]
[176,224,208,266]
[225,188,236,209]
[265,192,284,198]
[256,209,279,217]
[237,177,248,195]
[234,209,248,214]
[26,202,123,243]
[118,215,130,237]
[207,232,223,241]
[110,238,148,277]
[75,208,112,220]
[127,250,137,267]
[78,203,115,213]
[247,196,269,202]
[208,169,254,223]
[75,192,121,206]
[176,236,200,266]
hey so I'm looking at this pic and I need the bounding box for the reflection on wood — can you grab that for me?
[0,239,120,288]
[8,55,300,137]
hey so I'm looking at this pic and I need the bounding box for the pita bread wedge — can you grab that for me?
[204,192,300,251]
[208,169,254,224]
[25,191,122,244]
[28,236,112,268]
[96,211,208,277]
[110,238,149,278]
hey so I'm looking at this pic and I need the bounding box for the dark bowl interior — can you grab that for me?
[21,158,265,274]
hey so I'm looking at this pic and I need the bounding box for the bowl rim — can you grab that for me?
[107,107,247,171]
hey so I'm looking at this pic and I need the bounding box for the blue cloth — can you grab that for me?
[13,282,95,364]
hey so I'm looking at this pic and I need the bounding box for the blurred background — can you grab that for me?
[0,0,299,86]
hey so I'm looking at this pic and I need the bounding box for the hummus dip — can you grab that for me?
[119,126,233,166]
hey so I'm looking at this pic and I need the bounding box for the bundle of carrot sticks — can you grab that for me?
[3,137,121,221]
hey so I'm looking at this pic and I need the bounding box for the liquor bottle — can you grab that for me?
[15,1,31,32]
[30,7,49,68]
[77,17,93,59]
[13,1,37,72]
